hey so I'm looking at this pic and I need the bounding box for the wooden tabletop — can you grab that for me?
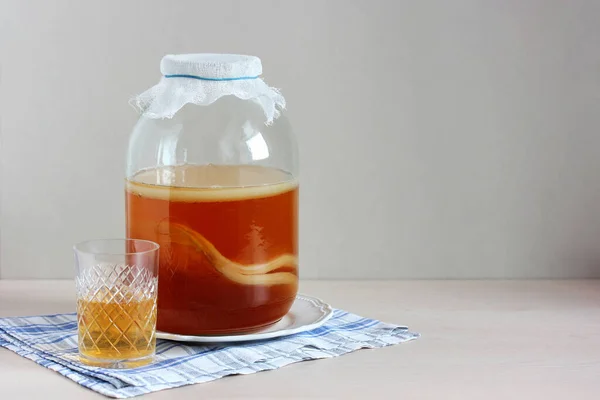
[1,280,599,399]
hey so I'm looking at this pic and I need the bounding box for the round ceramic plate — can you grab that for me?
[156,294,333,343]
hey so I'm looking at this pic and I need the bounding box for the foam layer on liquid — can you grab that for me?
[126,164,298,202]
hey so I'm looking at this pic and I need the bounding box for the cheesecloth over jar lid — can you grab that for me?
[130,53,286,125]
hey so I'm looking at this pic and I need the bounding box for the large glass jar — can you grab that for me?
[125,54,299,335]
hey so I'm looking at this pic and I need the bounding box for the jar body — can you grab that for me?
[125,96,299,335]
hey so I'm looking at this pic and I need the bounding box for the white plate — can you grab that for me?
[156,294,333,343]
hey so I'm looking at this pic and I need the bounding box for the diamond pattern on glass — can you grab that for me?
[76,263,157,359]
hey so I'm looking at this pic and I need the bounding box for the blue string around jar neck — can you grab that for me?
[164,74,260,81]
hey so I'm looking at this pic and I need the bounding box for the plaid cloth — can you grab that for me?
[0,310,418,398]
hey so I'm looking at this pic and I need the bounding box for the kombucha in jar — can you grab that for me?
[126,54,299,335]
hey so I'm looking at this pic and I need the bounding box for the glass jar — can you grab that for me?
[125,54,299,335]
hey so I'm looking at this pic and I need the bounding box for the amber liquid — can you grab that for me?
[77,295,157,367]
[126,164,299,335]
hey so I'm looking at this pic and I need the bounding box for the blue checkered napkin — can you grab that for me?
[0,310,419,398]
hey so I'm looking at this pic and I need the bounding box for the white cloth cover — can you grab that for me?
[130,54,286,124]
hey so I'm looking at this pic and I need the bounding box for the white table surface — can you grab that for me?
[1,280,599,399]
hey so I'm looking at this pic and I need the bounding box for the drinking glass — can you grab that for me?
[74,239,159,368]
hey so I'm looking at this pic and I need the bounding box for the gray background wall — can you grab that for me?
[1,0,599,279]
